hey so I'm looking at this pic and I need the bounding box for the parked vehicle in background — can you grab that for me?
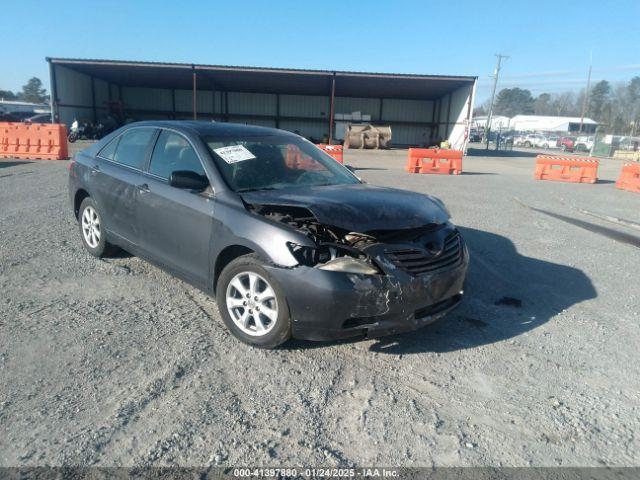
[558,136,576,152]
[539,134,559,149]
[68,121,469,348]
[24,113,52,124]
[514,133,558,149]
[515,134,543,147]
[469,129,482,142]
[0,112,22,122]
[68,119,94,143]
[574,136,595,152]
[68,115,122,143]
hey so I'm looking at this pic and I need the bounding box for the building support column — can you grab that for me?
[171,89,176,120]
[445,94,452,139]
[328,73,336,143]
[46,58,59,123]
[276,93,280,129]
[192,66,198,120]
[90,76,97,123]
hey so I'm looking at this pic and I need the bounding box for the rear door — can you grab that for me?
[136,129,214,285]
[93,127,157,246]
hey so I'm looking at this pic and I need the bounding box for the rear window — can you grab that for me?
[112,128,156,170]
[98,137,119,160]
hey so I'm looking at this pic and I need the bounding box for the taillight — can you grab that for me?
[67,159,76,171]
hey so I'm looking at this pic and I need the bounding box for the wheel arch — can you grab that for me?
[213,245,256,293]
[74,189,91,219]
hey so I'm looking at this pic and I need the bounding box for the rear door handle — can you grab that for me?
[90,164,100,175]
[137,183,150,193]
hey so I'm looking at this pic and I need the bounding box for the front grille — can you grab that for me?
[385,231,462,276]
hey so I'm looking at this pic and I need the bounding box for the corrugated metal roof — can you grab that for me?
[48,57,476,100]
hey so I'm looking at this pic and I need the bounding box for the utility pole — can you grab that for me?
[484,54,509,149]
[579,52,593,134]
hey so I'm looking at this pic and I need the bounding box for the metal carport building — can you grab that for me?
[47,58,476,148]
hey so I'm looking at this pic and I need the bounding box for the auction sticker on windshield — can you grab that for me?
[214,145,256,164]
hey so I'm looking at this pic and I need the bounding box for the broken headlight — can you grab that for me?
[316,256,379,275]
[287,242,380,275]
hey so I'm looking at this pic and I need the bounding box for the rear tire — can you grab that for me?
[78,197,117,258]
[216,254,291,348]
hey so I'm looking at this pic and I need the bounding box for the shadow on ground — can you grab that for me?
[467,147,539,158]
[286,226,596,354]
[0,161,33,169]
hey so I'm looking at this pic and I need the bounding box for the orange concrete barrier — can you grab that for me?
[616,163,640,193]
[285,145,323,171]
[317,144,344,164]
[534,155,599,184]
[0,122,69,160]
[406,148,463,175]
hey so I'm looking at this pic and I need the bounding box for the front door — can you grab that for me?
[136,129,214,286]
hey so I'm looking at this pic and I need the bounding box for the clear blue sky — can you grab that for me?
[3,0,639,103]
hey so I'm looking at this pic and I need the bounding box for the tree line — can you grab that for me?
[0,77,49,104]
[474,76,640,135]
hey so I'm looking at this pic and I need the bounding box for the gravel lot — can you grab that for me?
[0,143,639,468]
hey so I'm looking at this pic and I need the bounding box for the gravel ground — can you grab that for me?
[0,143,639,468]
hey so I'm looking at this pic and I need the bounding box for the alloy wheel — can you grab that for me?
[226,272,278,336]
[81,206,101,249]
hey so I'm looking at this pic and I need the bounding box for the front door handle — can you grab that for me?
[137,183,150,193]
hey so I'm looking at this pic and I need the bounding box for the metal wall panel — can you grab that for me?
[110,83,120,102]
[382,98,433,122]
[175,89,215,113]
[279,119,327,140]
[94,78,110,108]
[447,84,473,150]
[279,95,329,119]
[121,87,173,111]
[58,106,93,125]
[228,116,277,128]
[228,92,277,116]
[392,124,430,146]
[55,65,92,106]
[334,96,380,120]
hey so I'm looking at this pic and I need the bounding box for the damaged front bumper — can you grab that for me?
[265,242,469,341]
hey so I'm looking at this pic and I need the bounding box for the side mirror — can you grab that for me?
[169,170,209,191]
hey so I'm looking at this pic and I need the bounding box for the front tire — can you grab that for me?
[78,197,116,258]
[216,254,291,348]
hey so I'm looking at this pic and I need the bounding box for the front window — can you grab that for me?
[149,130,206,179]
[204,135,359,192]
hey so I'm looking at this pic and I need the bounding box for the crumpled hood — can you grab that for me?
[240,183,449,232]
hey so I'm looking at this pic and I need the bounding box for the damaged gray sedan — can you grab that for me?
[69,121,468,348]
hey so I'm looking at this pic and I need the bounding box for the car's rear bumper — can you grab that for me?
[265,244,469,341]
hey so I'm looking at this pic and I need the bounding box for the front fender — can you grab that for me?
[211,196,314,268]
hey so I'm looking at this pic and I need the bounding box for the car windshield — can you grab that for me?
[204,134,360,192]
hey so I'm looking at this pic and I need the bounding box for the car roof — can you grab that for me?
[124,120,297,138]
